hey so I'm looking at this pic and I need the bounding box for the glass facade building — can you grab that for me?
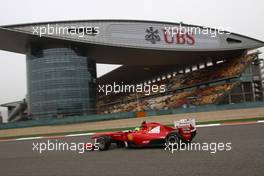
[26,44,96,118]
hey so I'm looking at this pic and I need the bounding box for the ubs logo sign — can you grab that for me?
[145,27,161,44]
[145,26,195,45]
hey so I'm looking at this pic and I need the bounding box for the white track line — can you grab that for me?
[257,120,264,123]
[16,136,44,141]
[12,133,95,141]
[65,133,95,137]
[196,124,221,128]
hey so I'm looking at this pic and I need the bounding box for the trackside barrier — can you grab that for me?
[1,102,264,130]
[145,101,264,116]
[0,111,136,130]
[136,111,146,117]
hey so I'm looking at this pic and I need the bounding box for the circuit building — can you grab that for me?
[0,20,263,121]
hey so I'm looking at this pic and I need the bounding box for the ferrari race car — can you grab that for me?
[91,119,197,151]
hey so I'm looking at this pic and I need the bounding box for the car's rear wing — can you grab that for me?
[174,119,196,131]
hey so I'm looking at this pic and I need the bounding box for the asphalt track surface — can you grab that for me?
[0,123,263,176]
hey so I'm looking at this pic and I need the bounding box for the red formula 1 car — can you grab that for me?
[91,119,197,151]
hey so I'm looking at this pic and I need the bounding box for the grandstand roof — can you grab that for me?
[0,19,263,65]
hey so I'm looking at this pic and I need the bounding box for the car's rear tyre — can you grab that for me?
[97,136,111,151]
[165,132,181,148]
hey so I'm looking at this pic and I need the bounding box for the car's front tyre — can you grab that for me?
[97,136,111,151]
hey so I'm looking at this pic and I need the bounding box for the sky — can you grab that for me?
[0,0,263,120]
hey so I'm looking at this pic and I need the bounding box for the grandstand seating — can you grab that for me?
[97,53,257,114]
[99,83,238,113]
[166,53,256,91]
